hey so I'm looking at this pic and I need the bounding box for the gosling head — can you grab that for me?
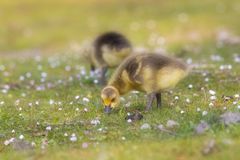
[101,86,120,114]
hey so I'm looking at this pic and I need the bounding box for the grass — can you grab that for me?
[0,0,240,52]
[0,0,240,159]
[0,43,240,159]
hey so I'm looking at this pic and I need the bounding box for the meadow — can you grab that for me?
[0,0,240,159]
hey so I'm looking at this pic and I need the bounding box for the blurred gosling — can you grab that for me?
[85,31,132,85]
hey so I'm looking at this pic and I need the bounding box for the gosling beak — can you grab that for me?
[104,106,112,114]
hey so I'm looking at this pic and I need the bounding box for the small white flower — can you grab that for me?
[12,129,15,133]
[205,78,209,82]
[9,138,15,143]
[91,119,100,125]
[202,72,207,77]
[196,107,201,112]
[64,133,68,137]
[83,97,90,103]
[202,111,208,116]
[40,78,45,82]
[46,126,51,131]
[18,107,22,111]
[75,95,80,100]
[15,99,20,106]
[97,128,103,132]
[58,79,62,84]
[93,79,98,84]
[31,142,36,147]
[233,101,237,105]
[209,90,216,95]
[223,106,227,110]
[41,72,47,78]
[188,84,193,89]
[227,65,232,69]
[220,65,225,70]
[70,134,77,142]
[132,90,139,94]
[186,58,192,64]
[80,68,86,75]
[121,136,126,140]
[35,101,39,105]
[4,140,10,145]
[4,140,11,146]
[125,102,131,107]
[26,72,32,78]
[186,98,190,103]
[237,105,240,109]
[180,110,185,114]
[68,76,73,81]
[49,99,54,105]
[234,94,239,98]
[209,102,214,107]
[84,108,88,112]
[127,119,132,123]
[58,107,62,111]
[210,96,217,100]
[2,89,8,94]
[75,108,80,111]
[174,96,179,100]
[120,97,125,102]
[19,135,24,140]
[140,123,151,129]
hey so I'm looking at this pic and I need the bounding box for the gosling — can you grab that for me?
[89,31,132,85]
[101,53,189,113]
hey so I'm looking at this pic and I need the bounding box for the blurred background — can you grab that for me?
[0,0,240,55]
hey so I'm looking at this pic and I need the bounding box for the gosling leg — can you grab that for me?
[90,64,95,72]
[156,93,161,108]
[145,93,156,111]
[90,64,95,77]
[99,66,108,85]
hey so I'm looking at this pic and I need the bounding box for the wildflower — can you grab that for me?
[91,119,100,125]
[70,134,77,142]
[19,135,24,140]
[188,84,193,89]
[46,126,51,131]
[197,107,201,112]
[83,97,90,103]
[186,98,190,103]
[202,111,208,116]
[209,90,216,95]
[180,110,185,114]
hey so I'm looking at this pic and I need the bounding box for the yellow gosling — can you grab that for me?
[101,53,189,113]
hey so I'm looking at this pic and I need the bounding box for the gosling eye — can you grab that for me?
[111,98,116,102]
